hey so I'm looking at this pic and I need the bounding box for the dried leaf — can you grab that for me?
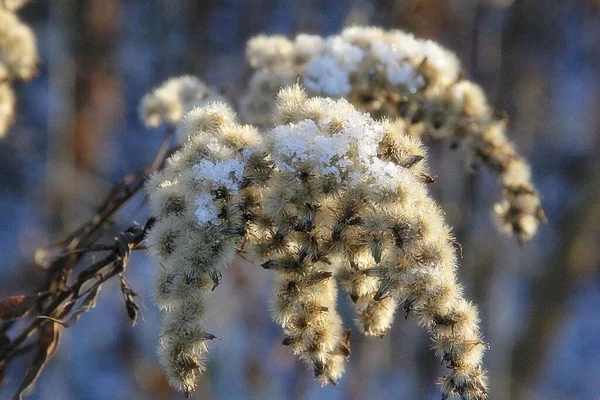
[38,285,102,328]
[124,298,139,326]
[62,284,102,328]
[40,285,102,328]
[119,276,139,326]
[0,295,35,321]
[11,322,60,400]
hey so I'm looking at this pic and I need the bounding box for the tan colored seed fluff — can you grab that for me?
[139,75,226,135]
[240,26,545,244]
[145,101,260,397]
[0,3,38,137]
[146,85,488,399]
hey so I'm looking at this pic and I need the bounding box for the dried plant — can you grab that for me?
[0,0,37,137]
[139,75,226,134]
[145,85,487,399]
[0,129,173,399]
[1,24,552,400]
[241,27,546,244]
[146,100,259,394]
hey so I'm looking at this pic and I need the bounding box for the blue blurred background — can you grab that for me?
[1,0,599,399]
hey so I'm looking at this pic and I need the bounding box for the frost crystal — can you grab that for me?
[194,193,219,224]
[268,97,409,191]
[304,56,351,97]
[192,159,245,193]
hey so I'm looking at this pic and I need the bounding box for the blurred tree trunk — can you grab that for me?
[45,0,76,236]
[72,0,123,172]
[46,0,124,236]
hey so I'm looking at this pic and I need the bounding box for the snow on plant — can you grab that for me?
[145,85,488,399]
[241,26,546,245]
[145,100,259,394]
[1,22,553,400]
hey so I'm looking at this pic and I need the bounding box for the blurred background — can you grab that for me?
[1,0,599,399]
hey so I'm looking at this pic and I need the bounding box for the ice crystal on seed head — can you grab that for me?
[324,36,365,71]
[267,94,410,192]
[193,193,219,225]
[191,159,245,193]
[304,56,351,97]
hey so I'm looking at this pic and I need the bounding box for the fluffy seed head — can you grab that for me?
[139,76,226,129]
[240,26,545,244]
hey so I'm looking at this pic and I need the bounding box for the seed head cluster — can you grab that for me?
[0,0,37,137]
[241,26,545,244]
[145,85,488,399]
[140,76,226,135]
[145,101,260,396]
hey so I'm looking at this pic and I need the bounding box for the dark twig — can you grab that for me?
[0,127,174,398]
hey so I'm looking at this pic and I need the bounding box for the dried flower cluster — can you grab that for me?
[241,27,545,244]
[0,0,37,137]
[140,76,225,135]
[145,85,488,399]
[145,101,259,396]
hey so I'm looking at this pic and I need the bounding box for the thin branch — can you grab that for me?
[0,127,174,397]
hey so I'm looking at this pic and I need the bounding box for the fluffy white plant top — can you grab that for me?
[324,36,365,71]
[294,34,325,58]
[0,7,37,80]
[192,158,245,193]
[246,34,295,68]
[0,82,15,137]
[0,4,37,137]
[245,26,459,99]
[139,75,226,128]
[146,86,488,399]
[242,27,545,246]
[370,41,425,91]
[145,101,260,397]
[268,96,412,192]
[303,56,352,96]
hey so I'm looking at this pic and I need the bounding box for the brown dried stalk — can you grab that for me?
[0,129,174,399]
